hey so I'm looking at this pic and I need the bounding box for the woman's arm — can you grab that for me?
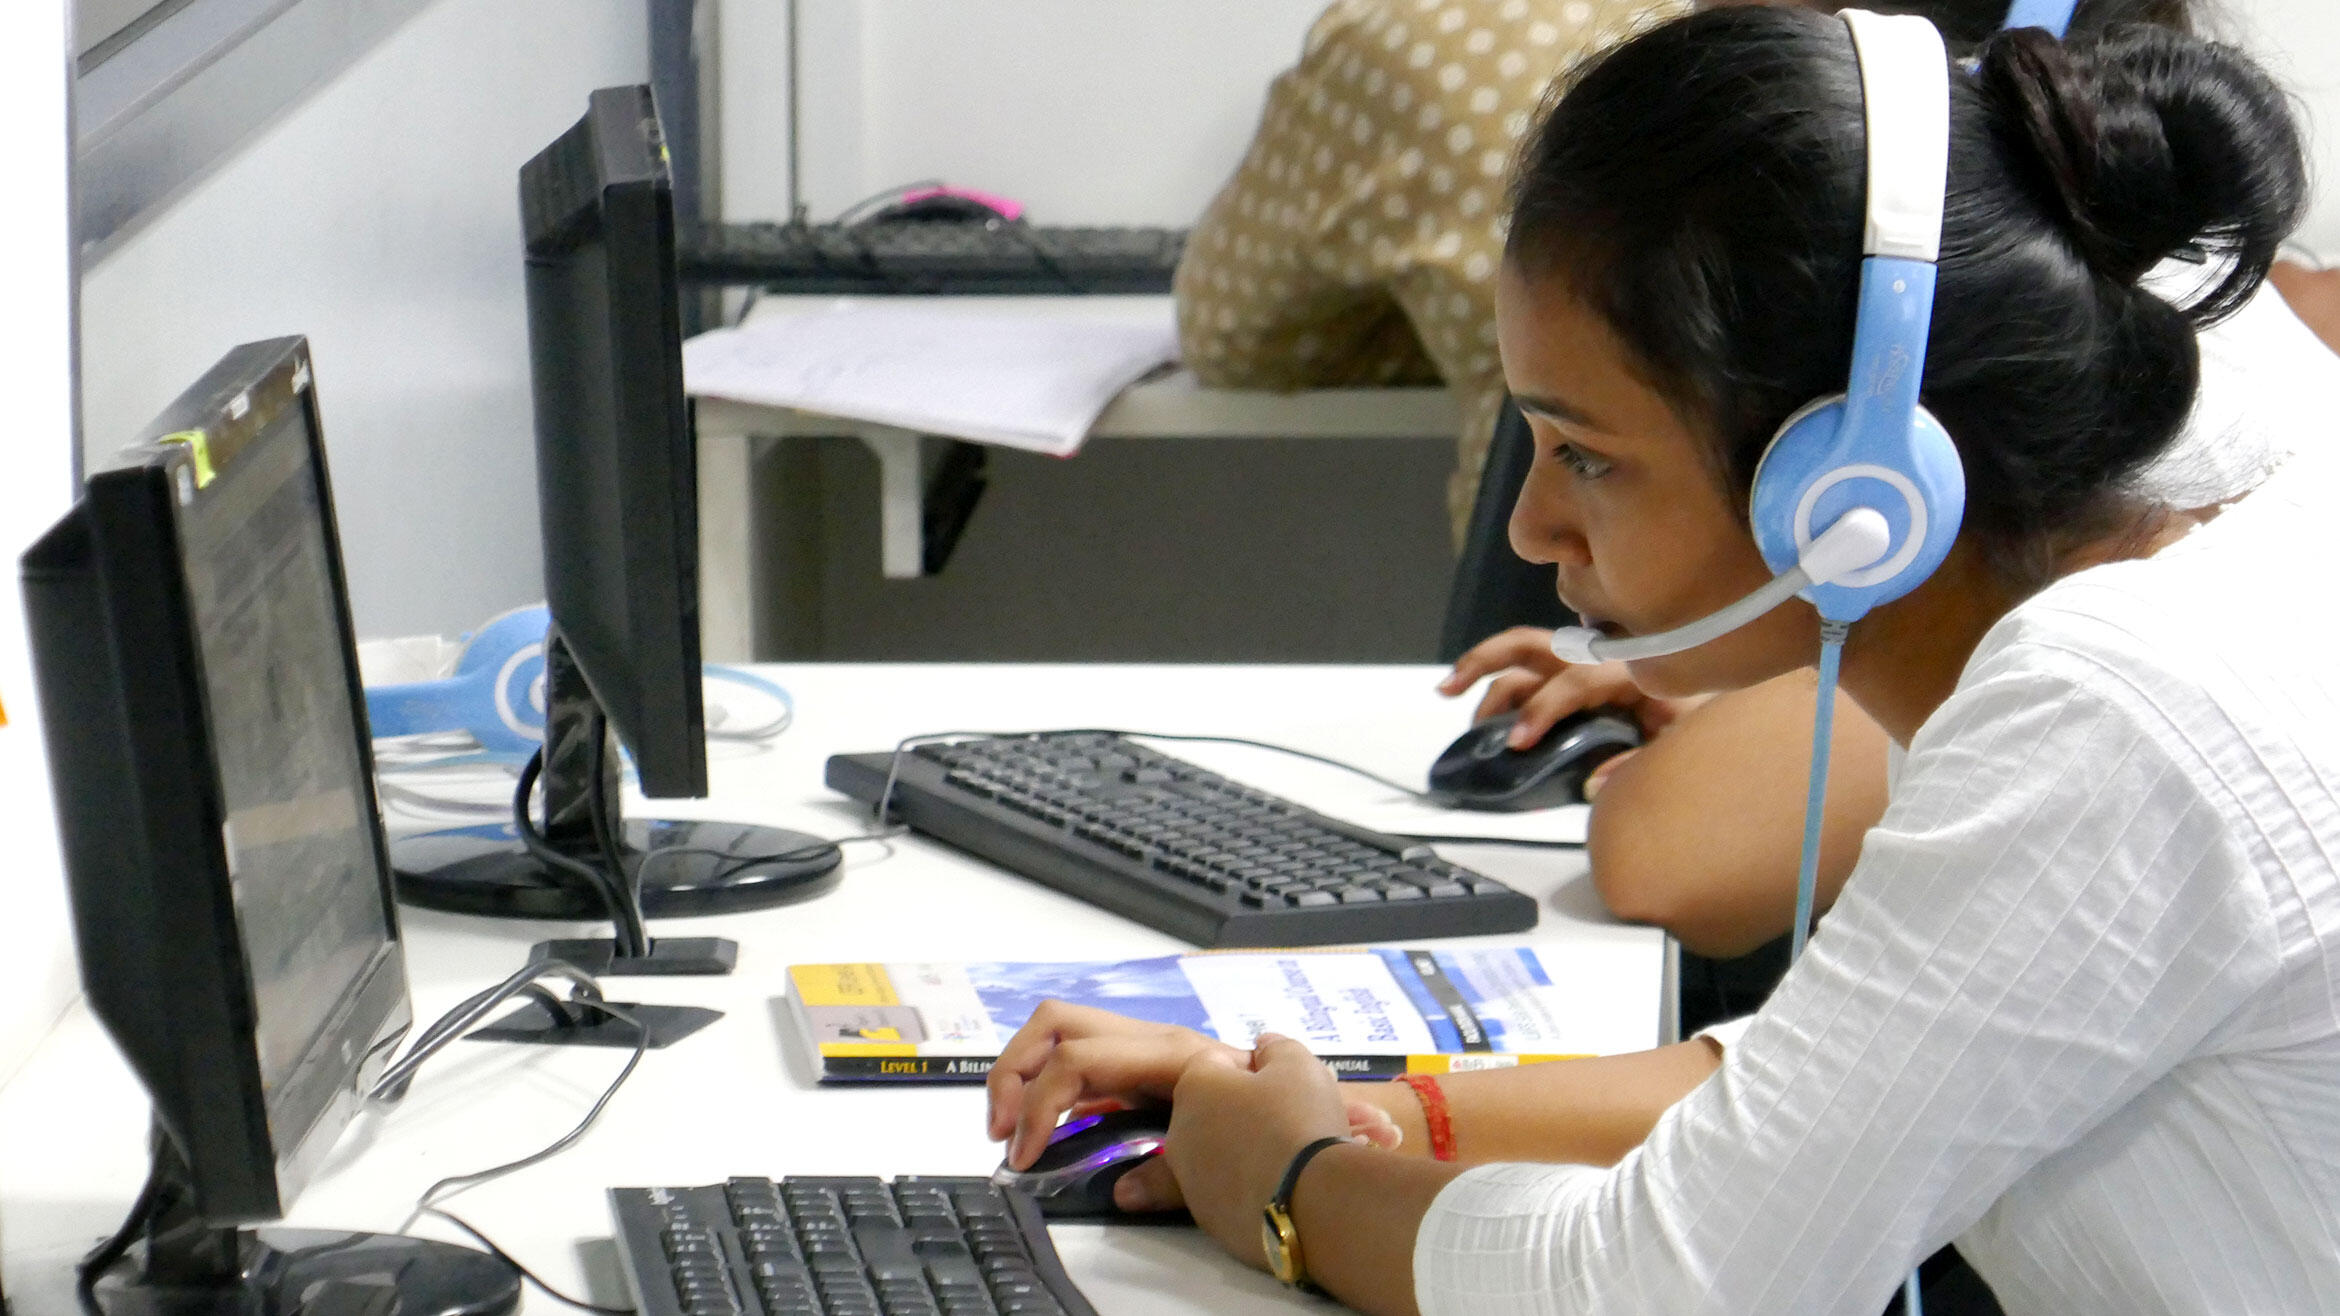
[1117,666,2279,1316]
[991,1000,1722,1180]
[1588,667,1891,957]
[1343,1041,1724,1168]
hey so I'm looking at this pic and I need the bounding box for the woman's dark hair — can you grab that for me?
[1834,0,2191,48]
[1505,6,2303,586]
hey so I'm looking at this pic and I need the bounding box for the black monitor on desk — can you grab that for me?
[20,337,518,1315]
[389,84,842,975]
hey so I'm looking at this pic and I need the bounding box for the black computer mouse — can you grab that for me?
[1426,707,1643,812]
[991,1107,1170,1220]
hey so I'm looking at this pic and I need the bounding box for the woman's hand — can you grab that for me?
[1142,1034,1355,1268]
[985,1001,1239,1172]
[1438,626,1704,763]
[986,1004,1407,1214]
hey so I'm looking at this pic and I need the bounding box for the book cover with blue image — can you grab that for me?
[784,947,1601,1083]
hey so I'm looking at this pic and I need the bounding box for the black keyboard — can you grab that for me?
[824,732,1538,947]
[679,221,1186,295]
[610,1176,1095,1316]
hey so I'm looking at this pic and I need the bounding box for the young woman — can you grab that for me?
[985,9,2340,1314]
[1445,0,2340,971]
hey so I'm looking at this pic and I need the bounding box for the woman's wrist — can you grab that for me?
[1359,1077,1432,1158]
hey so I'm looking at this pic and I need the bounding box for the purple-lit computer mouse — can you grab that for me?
[991,1108,1170,1220]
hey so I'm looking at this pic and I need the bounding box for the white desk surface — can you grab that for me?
[0,664,1663,1315]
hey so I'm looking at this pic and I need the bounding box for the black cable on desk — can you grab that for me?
[377,962,653,1313]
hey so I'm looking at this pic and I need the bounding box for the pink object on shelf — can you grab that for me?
[898,185,1026,221]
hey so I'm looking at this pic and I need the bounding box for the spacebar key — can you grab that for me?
[852,1223,925,1283]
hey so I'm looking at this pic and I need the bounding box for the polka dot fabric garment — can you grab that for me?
[1175,0,1680,544]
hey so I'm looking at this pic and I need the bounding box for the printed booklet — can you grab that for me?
[784,947,1610,1083]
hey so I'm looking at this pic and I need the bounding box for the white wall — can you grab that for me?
[716,1,2340,246]
[0,1,79,1086]
[720,0,1328,226]
[79,0,650,640]
[2228,0,2340,260]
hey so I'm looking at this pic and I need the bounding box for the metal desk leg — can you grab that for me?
[697,428,763,662]
[856,425,925,580]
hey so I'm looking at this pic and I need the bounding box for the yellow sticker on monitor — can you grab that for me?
[158,429,216,488]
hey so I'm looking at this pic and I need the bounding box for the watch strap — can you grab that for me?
[1273,1134,1351,1211]
[1265,1135,1350,1295]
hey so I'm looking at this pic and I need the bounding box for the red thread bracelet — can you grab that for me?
[1397,1073,1456,1162]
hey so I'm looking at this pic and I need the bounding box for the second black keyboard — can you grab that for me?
[824,732,1538,947]
[611,1176,1094,1316]
[678,221,1186,295]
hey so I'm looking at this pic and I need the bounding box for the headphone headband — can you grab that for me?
[2002,0,2080,38]
[1841,10,1950,263]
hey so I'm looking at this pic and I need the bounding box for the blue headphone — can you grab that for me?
[366,605,552,758]
[365,605,792,759]
[1747,10,1961,627]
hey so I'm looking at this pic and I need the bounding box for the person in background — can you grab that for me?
[1175,0,1677,545]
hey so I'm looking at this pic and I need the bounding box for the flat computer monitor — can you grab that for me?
[388,85,841,974]
[21,337,518,1314]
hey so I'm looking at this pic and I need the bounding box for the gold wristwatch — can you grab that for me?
[1260,1136,1348,1295]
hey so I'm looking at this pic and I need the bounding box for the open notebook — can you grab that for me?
[682,299,1180,456]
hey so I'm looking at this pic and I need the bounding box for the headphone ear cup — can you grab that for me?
[364,605,550,758]
[448,605,550,758]
[1750,398,1965,621]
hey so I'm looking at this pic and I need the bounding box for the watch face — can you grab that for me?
[1261,1207,1301,1285]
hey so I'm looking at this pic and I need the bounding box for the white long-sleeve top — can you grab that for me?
[1414,443,2340,1315]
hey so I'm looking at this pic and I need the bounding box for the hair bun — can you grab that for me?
[1976,24,2304,325]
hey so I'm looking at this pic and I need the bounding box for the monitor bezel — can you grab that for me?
[26,336,412,1224]
[521,82,708,801]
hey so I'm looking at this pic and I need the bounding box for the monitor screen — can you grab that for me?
[177,394,396,1096]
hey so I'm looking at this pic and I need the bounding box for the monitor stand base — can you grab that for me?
[93,1227,521,1316]
[392,817,843,919]
[532,934,738,976]
[469,996,722,1049]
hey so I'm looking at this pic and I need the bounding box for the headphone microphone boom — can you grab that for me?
[1547,509,1894,665]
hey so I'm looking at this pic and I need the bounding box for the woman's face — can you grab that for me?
[1496,263,1818,697]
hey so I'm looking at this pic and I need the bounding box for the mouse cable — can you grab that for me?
[868,731,1606,852]
[416,1206,633,1315]
[866,728,1436,825]
[998,218,1089,295]
[1384,833,1585,850]
[379,962,652,1312]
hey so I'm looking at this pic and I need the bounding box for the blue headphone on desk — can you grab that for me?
[1549,9,1958,663]
[365,605,793,759]
[366,606,553,758]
